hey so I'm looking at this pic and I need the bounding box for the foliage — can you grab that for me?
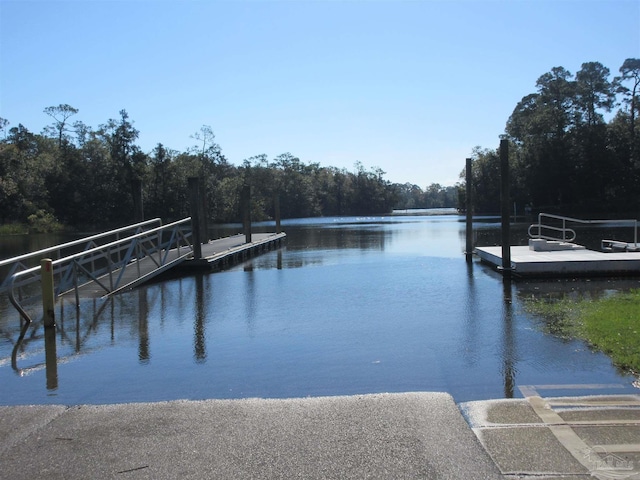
[463,58,640,215]
[0,112,404,228]
[524,290,640,374]
[27,209,64,233]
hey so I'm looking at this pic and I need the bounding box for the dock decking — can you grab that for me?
[183,232,287,271]
[476,245,640,277]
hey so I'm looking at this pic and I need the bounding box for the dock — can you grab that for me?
[476,244,640,277]
[183,232,287,271]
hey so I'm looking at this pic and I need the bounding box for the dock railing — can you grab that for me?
[528,213,639,247]
[0,218,164,293]
[6,218,193,324]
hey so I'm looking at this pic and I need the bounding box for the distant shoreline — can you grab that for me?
[390,208,459,216]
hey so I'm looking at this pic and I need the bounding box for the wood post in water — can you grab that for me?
[242,184,252,243]
[188,177,203,260]
[198,177,208,243]
[41,258,55,328]
[132,179,144,223]
[44,326,58,390]
[274,193,281,234]
[500,139,512,272]
[465,157,473,262]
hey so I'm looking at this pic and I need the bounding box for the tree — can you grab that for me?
[616,58,640,138]
[43,104,78,148]
[0,118,9,139]
[574,62,615,127]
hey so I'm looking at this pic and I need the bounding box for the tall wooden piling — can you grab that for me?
[188,177,203,260]
[132,179,144,223]
[41,258,55,328]
[242,184,252,243]
[274,193,281,234]
[500,139,511,272]
[465,158,473,262]
[198,177,208,243]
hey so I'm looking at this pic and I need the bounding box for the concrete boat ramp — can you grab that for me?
[2,391,639,479]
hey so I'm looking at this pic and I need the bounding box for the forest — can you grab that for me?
[0,58,638,232]
[468,58,640,216]
[0,109,457,232]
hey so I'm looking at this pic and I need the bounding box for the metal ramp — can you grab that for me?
[2,218,194,324]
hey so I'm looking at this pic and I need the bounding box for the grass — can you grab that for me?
[524,289,640,375]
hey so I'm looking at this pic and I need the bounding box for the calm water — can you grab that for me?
[1,215,639,405]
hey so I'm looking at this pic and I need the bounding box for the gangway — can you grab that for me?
[4,218,194,324]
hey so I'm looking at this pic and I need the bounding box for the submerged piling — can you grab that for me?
[41,258,55,328]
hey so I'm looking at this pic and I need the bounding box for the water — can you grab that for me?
[1,215,639,405]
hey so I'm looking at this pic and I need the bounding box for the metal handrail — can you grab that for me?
[0,218,163,292]
[528,213,639,245]
[7,218,193,324]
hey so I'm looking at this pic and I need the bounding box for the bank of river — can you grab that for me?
[1,215,638,405]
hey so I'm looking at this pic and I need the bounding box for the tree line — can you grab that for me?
[466,58,640,215]
[3,58,635,232]
[0,110,459,232]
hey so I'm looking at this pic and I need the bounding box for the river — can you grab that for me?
[1,214,638,405]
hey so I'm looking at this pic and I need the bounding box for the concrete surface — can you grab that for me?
[461,394,640,480]
[1,392,638,480]
[0,392,502,480]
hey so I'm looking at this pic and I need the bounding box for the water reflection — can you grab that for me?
[501,277,516,399]
[1,215,638,406]
[194,275,206,363]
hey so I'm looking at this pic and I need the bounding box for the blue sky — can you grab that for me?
[1,0,638,187]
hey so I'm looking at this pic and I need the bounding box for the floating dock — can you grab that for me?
[182,232,287,271]
[476,242,640,277]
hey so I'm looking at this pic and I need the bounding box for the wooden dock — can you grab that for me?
[182,232,286,271]
[476,245,640,277]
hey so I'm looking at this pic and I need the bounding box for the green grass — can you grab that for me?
[525,289,640,374]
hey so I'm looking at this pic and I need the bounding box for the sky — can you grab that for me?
[1,0,639,188]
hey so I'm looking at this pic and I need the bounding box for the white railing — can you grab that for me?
[528,213,639,246]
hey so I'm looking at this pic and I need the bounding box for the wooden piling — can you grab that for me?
[188,177,203,260]
[274,193,281,234]
[500,139,511,272]
[465,158,473,262]
[242,184,252,243]
[132,179,144,223]
[41,258,56,328]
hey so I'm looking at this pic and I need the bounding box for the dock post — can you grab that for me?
[44,326,58,390]
[274,193,281,234]
[132,179,144,223]
[199,177,209,242]
[41,258,56,328]
[465,157,473,263]
[500,139,511,273]
[188,177,203,260]
[242,184,252,243]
